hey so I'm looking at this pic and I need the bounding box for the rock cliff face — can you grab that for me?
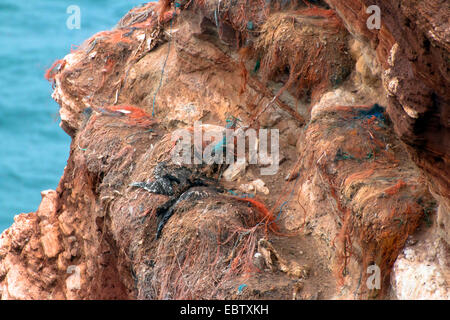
[0,0,448,299]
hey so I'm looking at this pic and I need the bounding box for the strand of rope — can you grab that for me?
[271,169,301,224]
[228,157,302,232]
[214,0,222,28]
[152,15,174,117]
[77,141,87,151]
[251,169,301,233]
[245,162,303,235]
[248,82,289,128]
[268,156,303,224]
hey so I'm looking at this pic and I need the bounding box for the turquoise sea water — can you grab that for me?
[0,1,146,232]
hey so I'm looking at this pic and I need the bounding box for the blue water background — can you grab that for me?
[0,1,146,232]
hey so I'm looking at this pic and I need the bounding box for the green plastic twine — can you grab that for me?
[152,17,173,117]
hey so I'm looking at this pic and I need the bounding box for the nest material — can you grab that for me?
[146,198,266,299]
[297,104,436,296]
[255,9,353,102]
